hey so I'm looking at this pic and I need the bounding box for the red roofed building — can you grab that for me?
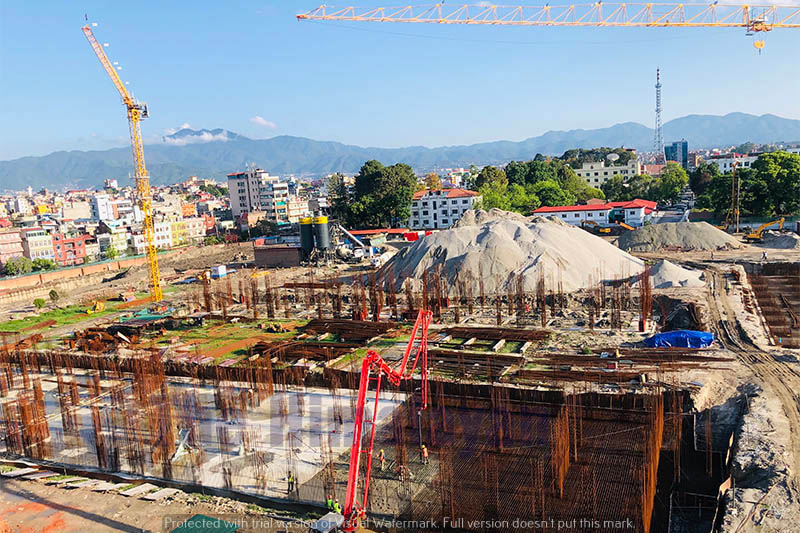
[52,232,89,266]
[532,198,656,228]
[410,188,481,230]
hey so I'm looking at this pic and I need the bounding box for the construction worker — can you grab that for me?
[762,251,768,261]
[287,471,295,494]
[333,499,342,514]
[326,494,334,511]
[378,448,386,471]
[420,444,429,465]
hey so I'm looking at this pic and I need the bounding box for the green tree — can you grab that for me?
[351,160,417,228]
[507,184,541,213]
[4,257,32,276]
[750,151,800,214]
[105,245,118,260]
[474,166,507,190]
[689,161,720,196]
[424,173,443,190]
[49,289,59,304]
[33,298,46,311]
[32,258,57,271]
[327,173,350,222]
[475,181,511,211]
[531,180,575,207]
[655,162,689,205]
[601,175,630,202]
[627,174,656,201]
[252,219,279,237]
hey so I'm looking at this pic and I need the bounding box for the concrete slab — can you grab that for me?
[90,481,117,491]
[105,482,134,491]
[45,476,82,485]
[120,483,158,497]
[21,471,58,480]
[1,468,37,478]
[66,479,98,489]
[141,488,180,501]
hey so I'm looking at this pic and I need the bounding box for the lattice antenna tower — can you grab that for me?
[653,68,666,164]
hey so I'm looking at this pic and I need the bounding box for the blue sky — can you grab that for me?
[1,1,799,160]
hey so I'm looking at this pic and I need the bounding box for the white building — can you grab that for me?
[129,221,173,254]
[532,199,657,228]
[575,159,641,186]
[90,194,114,221]
[410,189,480,230]
[706,147,800,173]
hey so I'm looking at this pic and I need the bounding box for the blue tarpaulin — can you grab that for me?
[644,330,714,348]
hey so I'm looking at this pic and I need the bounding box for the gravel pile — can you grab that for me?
[385,211,644,294]
[649,259,705,289]
[760,230,800,250]
[617,222,742,252]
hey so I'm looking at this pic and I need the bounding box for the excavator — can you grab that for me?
[580,220,611,234]
[745,217,785,243]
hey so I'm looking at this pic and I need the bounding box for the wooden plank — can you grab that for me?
[67,480,99,489]
[90,481,117,491]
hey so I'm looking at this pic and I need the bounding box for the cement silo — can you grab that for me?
[313,216,330,250]
[300,217,315,256]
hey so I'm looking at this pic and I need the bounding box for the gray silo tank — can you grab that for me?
[313,216,330,250]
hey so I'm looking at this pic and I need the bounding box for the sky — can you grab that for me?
[1,1,799,160]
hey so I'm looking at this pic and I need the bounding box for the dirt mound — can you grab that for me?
[385,213,644,294]
[760,230,800,250]
[453,208,529,228]
[617,222,742,252]
[649,260,705,289]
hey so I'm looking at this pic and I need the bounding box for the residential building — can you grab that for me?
[90,194,114,221]
[51,232,89,266]
[61,201,92,220]
[0,229,24,266]
[665,139,689,169]
[410,188,481,230]
[20,229,54,261]
[170,219,189,246]
[574,158,641,186]
[129,221,172,255]
[227,168,277,218]
[84,238,100,262]
[181,203,198,218]
[97,226,130,257]
[184,217,206,243]
[532,198,656,227]
[104,178,119,189]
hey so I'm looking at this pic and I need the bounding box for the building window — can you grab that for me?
[422,202,428,207]
[462,199,468,204]
[442,219,448,225]
[587,213,593,217]
[451,209,458,215]
[423,211,429,216]
[561,214,567,218]
[629,210,636,215]
[575,213,580,218]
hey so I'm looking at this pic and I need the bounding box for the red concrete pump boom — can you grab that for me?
[342,308,433,531]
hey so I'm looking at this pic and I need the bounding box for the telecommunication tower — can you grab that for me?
[653,69,666,164]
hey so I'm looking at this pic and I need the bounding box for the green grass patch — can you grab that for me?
[194,493,214,502]
[0,464,16,473]
[0,305,119,333]
[48,474,80,482]
[499,341,524,353]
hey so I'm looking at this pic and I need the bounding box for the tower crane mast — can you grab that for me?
[342,309,433,531]
[82,24,163,302]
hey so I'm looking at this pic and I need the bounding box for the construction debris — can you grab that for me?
[649,259,706,289]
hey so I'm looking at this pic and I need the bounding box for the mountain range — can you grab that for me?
[2,113,799,191]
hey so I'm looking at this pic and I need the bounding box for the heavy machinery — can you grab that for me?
[342,308,433,531]
[580,220,611,234]
[745,217,785,242]
[82,24,163,302]
[86,301,105,315]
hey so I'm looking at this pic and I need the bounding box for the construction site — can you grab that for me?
[1,210,799,533]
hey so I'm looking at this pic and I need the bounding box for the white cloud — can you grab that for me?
[162,131,231,146]
[163,122,192,135]
[249,116,278,129]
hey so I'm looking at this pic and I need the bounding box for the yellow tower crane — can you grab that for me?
[82,24,162,302]
[298,3,800,49]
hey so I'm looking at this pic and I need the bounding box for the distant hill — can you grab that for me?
[2,113,799,190]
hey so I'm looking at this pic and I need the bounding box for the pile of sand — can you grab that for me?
[385,212,644,294]
[649,260,705,289]
[617,222,742,252]
[453,208,529,228]
[760,230,800,250]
